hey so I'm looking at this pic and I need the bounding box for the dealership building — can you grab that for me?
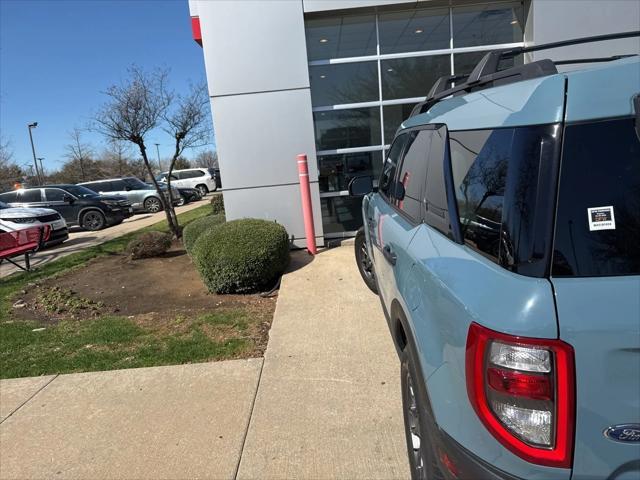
[187,0,639,247]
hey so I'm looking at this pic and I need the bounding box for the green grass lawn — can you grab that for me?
[0,203,256,379]
[1,310,251,379]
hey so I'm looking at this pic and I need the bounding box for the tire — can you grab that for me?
[144,196,163,213]
[195,184,209,197]
[80,210,106,231]
[355,228,378,294]
[401,342,445,480]
[176,194,186,206]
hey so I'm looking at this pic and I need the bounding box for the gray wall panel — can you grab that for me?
[303,0,417,12]
[211,88,318,191]
[222,183,325,248]
[528,0,640,65]
[196,0,310,97]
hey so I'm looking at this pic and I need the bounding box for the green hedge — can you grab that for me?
[210,193,225,215]
[182,214,226,254]
[192,219,290,294]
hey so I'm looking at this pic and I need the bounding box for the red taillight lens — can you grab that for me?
[466,322,575,468]
[487,367,553,401]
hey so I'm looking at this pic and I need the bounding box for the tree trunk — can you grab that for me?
[137,142,181,238]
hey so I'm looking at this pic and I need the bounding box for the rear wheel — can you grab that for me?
[144,196,162,213]
[195,184,209,197]
[176,194,186,206]
[80,210,106,231]
[401,343,444,480]
[355,228,377,294]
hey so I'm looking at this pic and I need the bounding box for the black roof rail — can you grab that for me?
[410,30,640,118]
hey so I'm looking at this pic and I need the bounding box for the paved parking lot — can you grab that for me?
[0,198,210,278]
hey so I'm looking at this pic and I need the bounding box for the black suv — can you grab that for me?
[0,185,132,231]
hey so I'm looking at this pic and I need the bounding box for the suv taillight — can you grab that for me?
[466,322,575,468]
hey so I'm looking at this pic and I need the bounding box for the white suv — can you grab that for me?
[156,168,218,196]
[0,200,68,247]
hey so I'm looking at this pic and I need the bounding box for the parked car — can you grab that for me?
[176,187,202,206]
[351,45,640,479]
[79,177,180,214]
[0,185,132,231]
[0,200,68,247]
[156,168,219,196]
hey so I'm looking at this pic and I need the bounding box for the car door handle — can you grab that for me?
[382,245,397,266]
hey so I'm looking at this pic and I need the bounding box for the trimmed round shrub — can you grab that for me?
[182,214,226,254]
[127,231,172,259]
[192,219,290,294]
[210,193,225,215]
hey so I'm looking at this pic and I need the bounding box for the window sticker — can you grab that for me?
[587,206,616,231]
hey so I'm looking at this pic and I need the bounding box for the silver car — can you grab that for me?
[79,177,180,214]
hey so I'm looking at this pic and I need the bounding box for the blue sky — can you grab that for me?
[0,0,212,173]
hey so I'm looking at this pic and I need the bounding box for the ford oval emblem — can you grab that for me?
[603,425,640,443]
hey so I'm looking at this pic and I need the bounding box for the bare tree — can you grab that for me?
[94,66,179,237]
[161,83,211,227]
[0,136,25,191]
[65,127,95,182]
[194,149,218,169]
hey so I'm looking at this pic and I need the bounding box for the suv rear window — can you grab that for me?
[552,117,640,277]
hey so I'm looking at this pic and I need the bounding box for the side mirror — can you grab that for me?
[392,181,405,200]
[125,186,132,191]
[63,194,74,203]
[348,176,374,196]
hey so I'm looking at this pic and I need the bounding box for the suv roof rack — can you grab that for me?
[410,30,640,118]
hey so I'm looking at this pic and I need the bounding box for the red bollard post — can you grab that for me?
[297,153,317,255]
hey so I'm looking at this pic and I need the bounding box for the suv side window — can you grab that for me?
[18,189,43,203]
[44,188,66,202]
[450,129,511,262]
[395,129,431,222]
[380,134,409,198]
[424,126,450,237]
[110,180,127,191]
[0,191,18,202]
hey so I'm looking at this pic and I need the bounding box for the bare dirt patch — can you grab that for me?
[11,242,277,357]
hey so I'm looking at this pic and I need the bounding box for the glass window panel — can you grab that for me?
[379,6,450,54]
[321,196,364,234]
[318,151,383,193]
[310,62,379,107]
[450,128,512,262]
[454,51,523,75]
[44,188,65,201]
[452,2,524,48]
[381,55,451,100]
[314,108,381,151]
[305,14,377,61]
[396,130,432,221]
[19,189,42,203]
[383,103,418,143]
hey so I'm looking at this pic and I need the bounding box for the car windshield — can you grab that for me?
[63,185,98,198]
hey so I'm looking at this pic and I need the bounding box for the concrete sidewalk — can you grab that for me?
[237,246,408,479]
[0,245,408,479]
[0,361,262,479]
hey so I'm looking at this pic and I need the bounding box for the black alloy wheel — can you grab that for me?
[81,210,106,231]
[355,228,378,294]
[401,345,445,480]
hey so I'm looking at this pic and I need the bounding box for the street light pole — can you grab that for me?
[155,143,161,171]
[27,122,40,184]
[37,158,45,181]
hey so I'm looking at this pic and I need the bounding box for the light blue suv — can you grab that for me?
[351,34,639,480]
